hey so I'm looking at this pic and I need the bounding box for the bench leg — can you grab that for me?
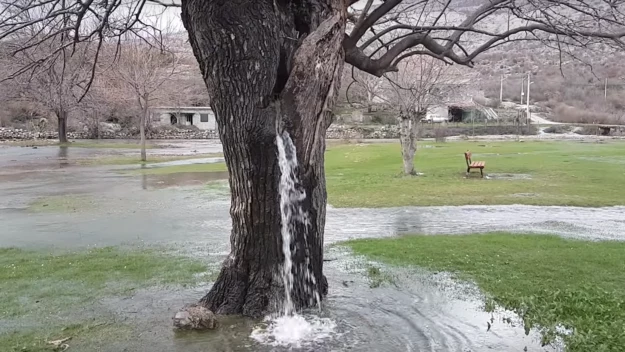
[480,168,484,178]
[466,167,470,176]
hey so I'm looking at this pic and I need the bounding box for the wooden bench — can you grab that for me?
[464,151,485,177]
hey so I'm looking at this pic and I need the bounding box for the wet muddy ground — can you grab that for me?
[2,140,620,351]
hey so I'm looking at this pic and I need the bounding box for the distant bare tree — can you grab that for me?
[14,42,94,142]
[348,67,385,112]
[0,1,97,142]
[386,56,450,175]
[106,42,178,161]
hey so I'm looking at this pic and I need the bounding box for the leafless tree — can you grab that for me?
[2,0,625,317]
[11,41,95,142]
[347,67,386,112]
[385,56,450,175]
[105,42,178,161]
[0,1,100,142]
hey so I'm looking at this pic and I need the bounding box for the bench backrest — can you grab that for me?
[464,151,472,166]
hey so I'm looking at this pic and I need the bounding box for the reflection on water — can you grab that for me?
[57,146,69,168]
[141,164,148,190]
[144,157,225,168]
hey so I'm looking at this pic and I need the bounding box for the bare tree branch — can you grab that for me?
[344,0,625,77]
[2,0,625,96]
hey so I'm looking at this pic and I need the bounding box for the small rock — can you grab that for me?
[173,304,218,330]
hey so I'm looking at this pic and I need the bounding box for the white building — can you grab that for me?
[149,106,217,130]
[424,105,449,123]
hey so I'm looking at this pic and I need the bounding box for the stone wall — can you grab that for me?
[0,126,219,140]
[325,124,539,139]
[326,124,399,139]
[1,123,539,141]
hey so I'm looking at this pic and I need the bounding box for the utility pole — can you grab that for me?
[500,75,504,103]
[520,76,525,105]
[471,96,475,137]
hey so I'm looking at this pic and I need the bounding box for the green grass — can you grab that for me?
[0,246,208,318]
[324,140,625,207]
[205,180,231,195]
[365,265,396,288]
[28,195,95,213]
[129,162,227,175]
[1,321,133,352]
[346,233,625,351]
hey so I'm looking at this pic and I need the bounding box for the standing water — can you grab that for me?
[250,132,337,348]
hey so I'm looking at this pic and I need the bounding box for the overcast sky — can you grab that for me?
[143,0,376,33]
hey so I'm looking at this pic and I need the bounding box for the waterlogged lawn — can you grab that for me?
[129,162,227,175]
[324,140,625,207]
[28,194,96,213]
[0,246,210,351]
[346,233,625,351]
[2,322,134,352]
[61,141,160,149]
[0,246,208,318]
[115,140,625,207]
[78,153,223,166]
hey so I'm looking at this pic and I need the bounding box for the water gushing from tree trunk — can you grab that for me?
[276,131,321,315]
[250,132,336,347]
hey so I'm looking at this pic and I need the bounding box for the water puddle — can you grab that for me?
[142,171,229,189]
[485,173,532,180]
[143,157,225,168]
[91,246,559,352]
[326,205,625,242]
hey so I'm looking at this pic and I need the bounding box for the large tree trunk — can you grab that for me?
[57,110,68,143]
[398,110,424,175]
[181,0,345,317]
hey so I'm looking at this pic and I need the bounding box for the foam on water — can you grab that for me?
[250,314,337,348]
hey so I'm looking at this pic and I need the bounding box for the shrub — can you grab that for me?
[574,126,601,135]
[420,124,538,138]
[0,102,47,129]
[434,127,447,142]
[553,104,614,124]
[543,125,573,134]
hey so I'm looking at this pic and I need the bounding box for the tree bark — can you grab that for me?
[140,102,147,162]
[57,110,68,143]
[181,0,345,317]
[398,110,424,175]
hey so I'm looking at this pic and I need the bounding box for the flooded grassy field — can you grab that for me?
[1,139,623,351]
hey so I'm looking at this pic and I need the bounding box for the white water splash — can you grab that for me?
[250,314,337,348]
[250,132,336,347]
